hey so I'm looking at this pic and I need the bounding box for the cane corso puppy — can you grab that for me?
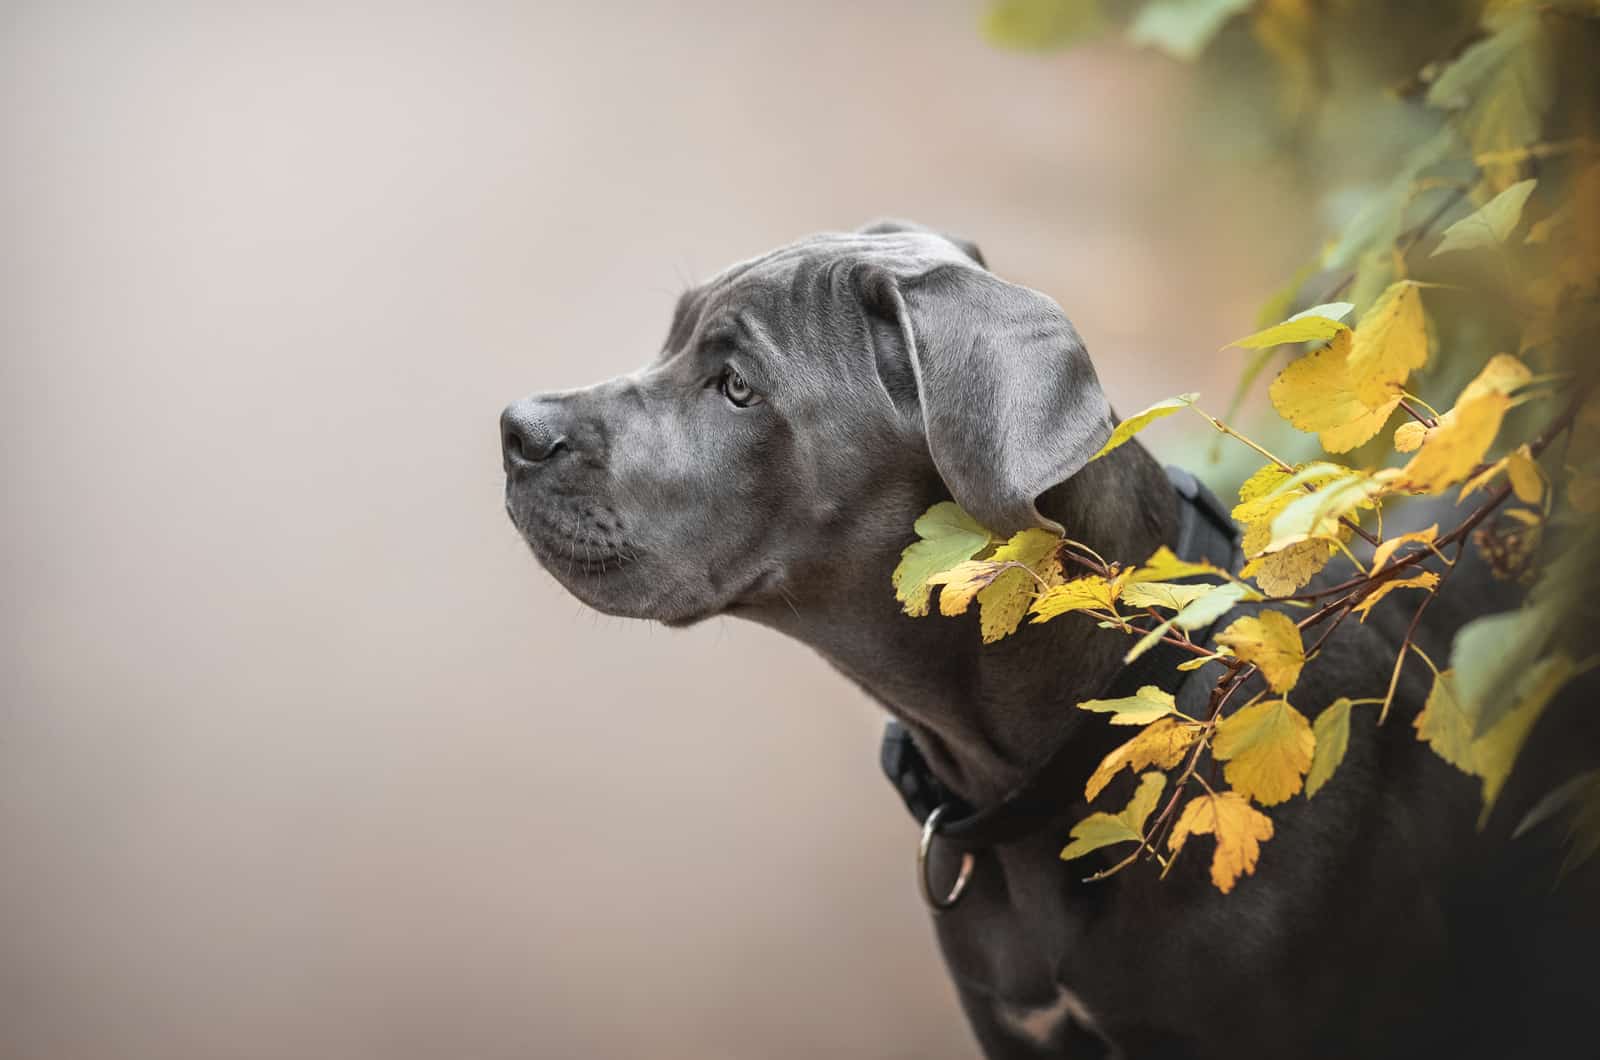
[500,222,1597,1059]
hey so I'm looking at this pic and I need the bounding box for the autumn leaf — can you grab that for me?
[1371,525,1438,570]
[1347,281,1429,408]
[1226,302,1352,349]
[1123,582,1251,664]
[1269,331,1400,453]
[1415,669,1478,774]
[1505,446,1544,504]
[1432,179,1538,257]
[1352,571,1440,620]
[893,503,991,616]
[1128,545,1228,583]
[1240,541,1336,597]
[1305,698,1353,798]
[1031,574,1122,622]
[1394,420,1427,453]
[1216,611,1305,693]
[1060,772,1166,862]
[1167,791,1275,894]
[1264,472,1385,553]
[1085,717,1202,802]
[925,560,1003,616]
[1091,393,1198,461]
[1118,581,1219,612]
[1399,355,1532,492]
[1078,685,1179,726]
[1457,455,1510,501]
[1213,697,1316,805]
[976,528,1062,643]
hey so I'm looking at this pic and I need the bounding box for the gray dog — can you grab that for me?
[501,222,1593,1059]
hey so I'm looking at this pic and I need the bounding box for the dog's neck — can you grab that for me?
[751,442,1179,806]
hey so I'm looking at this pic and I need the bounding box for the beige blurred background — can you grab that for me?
[1,3,1311,1058]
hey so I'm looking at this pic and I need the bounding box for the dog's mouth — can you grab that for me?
[505,500,641,579]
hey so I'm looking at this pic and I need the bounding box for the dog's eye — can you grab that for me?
[719,366,761,407]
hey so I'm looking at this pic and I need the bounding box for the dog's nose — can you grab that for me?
[501,400,568,470]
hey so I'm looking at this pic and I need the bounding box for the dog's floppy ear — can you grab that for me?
[862,262,1113,536]
[857,218,987,269]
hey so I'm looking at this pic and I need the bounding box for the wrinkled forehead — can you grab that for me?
[661,230,973,354]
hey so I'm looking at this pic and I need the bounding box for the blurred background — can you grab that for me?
[1,3,1313,1058]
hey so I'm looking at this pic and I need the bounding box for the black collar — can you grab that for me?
[879,466,1243,853]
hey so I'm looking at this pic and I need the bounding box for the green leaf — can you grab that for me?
[1425,11,1553,188]
[1090,393,1197,460]
[1416,656,1579,814]
[1513,769,1600,840]
[1122,582,1248,664]
[1226,305,1352,350]
[1432,179,1538,257]
[1061,771,1165,861]
[1305,698,1353,798]
[1449,597,1561,736]
[983,0,1106,50]
[1128,0,1252,60]
[1077,685,1178,726]
[1476,654,1579,813]
[892,503,992,617]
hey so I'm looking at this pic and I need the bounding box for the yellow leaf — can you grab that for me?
[1457,456,1509,501]
[1348,281,1429,408]
[1394,420,1428,453]
[1084,717,1202,802]
[1216,612,1305,693]
[1506,445,1544,504]
[1399,356,1531,492]
[1167,791,1275,894]
[1031,574,1120,622]
[1118,581,1218,612]
[925,560,1002,616]
[1078,685,1179,726]
[1371,524,1438,570]
[1225,306,1351,349]
[1264,473,1385,554]
[1461,353,1533,401]
[1061,772,1166,862]
[1091,394,1198,461]
[1269,331,1401,453]
[1353,571,1440,620]
[1414,669,1478,774]
[976,529,1061,643]
[1400,392,1512,492]
[892,503,991,616]
[1241,540,1338,597]
[1127,545,1227,583]
[1212,697,1315,805]
[1305,698,1353,798]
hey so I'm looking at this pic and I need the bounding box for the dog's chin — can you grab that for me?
[517,530,756,627]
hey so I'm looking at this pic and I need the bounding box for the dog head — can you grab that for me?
[501,221,1114,625]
